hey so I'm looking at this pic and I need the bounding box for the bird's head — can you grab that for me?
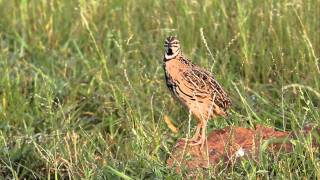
[164,36,181,60]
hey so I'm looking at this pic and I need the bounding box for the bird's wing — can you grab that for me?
[182,66,232,112]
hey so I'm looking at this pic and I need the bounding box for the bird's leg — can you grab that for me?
[188,120,207,148]
[189,123,202,142]
[180,123,201,144]
[199,120,207,149]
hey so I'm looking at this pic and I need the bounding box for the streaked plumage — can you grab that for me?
[163,36,232,148]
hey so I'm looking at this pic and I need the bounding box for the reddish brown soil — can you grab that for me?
[167,124,319,172]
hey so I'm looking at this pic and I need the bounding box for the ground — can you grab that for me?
[0,0,319,179]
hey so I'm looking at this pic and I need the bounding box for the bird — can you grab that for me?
[163,36,232,149]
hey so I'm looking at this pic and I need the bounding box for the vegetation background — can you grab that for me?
[0,0,319,179]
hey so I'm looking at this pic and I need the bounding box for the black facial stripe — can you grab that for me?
[166,36,178,42]
[164,44,179,47]
[166,48,180,54]
[164,36,180,47]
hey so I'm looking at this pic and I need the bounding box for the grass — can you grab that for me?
[0,0,319,178]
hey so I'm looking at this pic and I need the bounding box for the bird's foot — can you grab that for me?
[180,137,195,144]
[187,135,207,150]
[188,138,204,146]
[177,136,197,147]
[180,133,201,143]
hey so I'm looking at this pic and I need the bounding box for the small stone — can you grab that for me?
[235,147,245,157]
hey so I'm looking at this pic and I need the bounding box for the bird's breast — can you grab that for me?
[164,60,186,80]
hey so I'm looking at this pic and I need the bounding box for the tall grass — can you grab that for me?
[0,0,319,178]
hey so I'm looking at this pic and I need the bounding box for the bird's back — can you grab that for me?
[163,55,231,121]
